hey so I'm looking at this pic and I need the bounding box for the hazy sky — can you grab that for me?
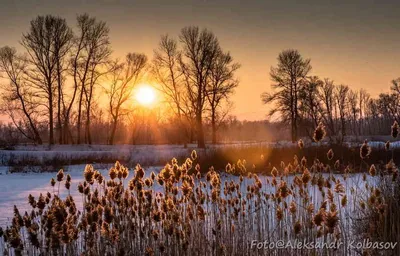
[0,0,399,120]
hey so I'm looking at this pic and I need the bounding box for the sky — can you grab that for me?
[0,0,399,121]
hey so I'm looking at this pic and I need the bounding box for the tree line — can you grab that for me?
[0,14,239,147]
[262,49,400,143]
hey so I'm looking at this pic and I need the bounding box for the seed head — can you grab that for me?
[313,122,326,142]
[298,139,304,149]
[360,140,371,159]
[391,120,399,138]
[327,149,334,160]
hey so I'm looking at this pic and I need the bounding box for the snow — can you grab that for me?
[0,163,375,228]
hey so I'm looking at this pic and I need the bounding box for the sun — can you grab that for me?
[135,84,156,106]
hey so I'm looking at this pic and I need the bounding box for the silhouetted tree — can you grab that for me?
[207,50,240,144]
[335,84,349,142]
[21,15,72,145]
[0,46,42,144]
[298,76,322,138]
[71,14,111,144]
[261,49,311,142]
[152,35,192,146]
[178,27,221,148]
[106,53,147,145]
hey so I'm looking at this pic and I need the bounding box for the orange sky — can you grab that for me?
[0,0,399,121]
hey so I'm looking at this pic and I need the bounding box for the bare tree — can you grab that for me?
[335,84,349,141]
[152,35,191,146]
[298,76,323,138]
[179,26,220,148]
[207,50,240,144]
[318,78,336,138]
[21,15,71,145]
[261,49,311,142]
[71,14,111,144]
[0,46,42,144]
[106,53,147,145]
[348,89,359,136]
[359,89,370,134]
[53,19,73,144]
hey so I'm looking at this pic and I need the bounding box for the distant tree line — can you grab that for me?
[0,14,239,147]
[262,49,400,143]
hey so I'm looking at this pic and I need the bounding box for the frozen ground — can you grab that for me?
[0,164,162,227]
[0,140,398,167]
[0,163,374,228]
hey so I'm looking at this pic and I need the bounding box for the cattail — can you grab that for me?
[276,206,283,221]
[391,120,399,138]
[122,167,129,179]
[298,139,304,149]
[294,220,302,235]
[385,141,390,151]
[313,208,325,226]
[271,167,278,177]
[289,201,297,215]
[334,160,340,170]
[225,163,232,173]
[302,168,311,184]
[324,210,339,233]
[278,181,290,198]
[57,169,64,182]
[104,205,113,224]
[109,167,117,180]
[369,164,376,176]
[191,150,197,160]
[313,122,326,142]
[65,181,71,190]
[360,140,371,159]
[301,157,307,167]
[327,149,334,160]
[78,183,84,194]
[386,159,396,174]
[341,195,347,207]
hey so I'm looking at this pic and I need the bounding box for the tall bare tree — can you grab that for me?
[261,49,311,142]
[298,76,323,138]
[152,35,191,146]
[106,53,147,145]
[0,47,42,144]
[335,84,349,141]
[71,14,111,144]
[21,15,72,145]
[207,50,240,144]
[179,26,220,148]
[318,78,336,138]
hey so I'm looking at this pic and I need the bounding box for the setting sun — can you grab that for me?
[135,85,156,106]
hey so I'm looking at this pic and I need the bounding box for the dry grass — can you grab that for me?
[1,125,399,255]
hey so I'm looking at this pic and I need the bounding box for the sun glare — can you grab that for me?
[136,85,156,106]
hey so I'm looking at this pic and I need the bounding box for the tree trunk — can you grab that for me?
[77,86,84,144]
[49,93,54,145]
[196,112,205,148]
[109,117,117,145]
[57,61,63,144]
[85,103,92,145]
[211,110,217,144]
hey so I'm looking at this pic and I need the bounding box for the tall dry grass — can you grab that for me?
[0,123,399,256]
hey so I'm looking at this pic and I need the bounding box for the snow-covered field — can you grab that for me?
[0,163,374,228]
[0,164,163,227]
[0,140,398,167]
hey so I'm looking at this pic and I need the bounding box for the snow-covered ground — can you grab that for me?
[1,140,399,167]
[0,164,163,227]
[0,163,375,228]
